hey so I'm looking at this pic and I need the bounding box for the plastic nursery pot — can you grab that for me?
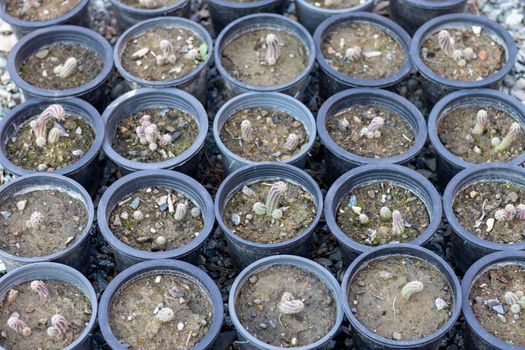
[461,250,525,350]
[443,164,525,273]
[428,89,525,188]
[317,88,427,183]
[0,173,94,273]
[0,98,105,195]
[97,169,215,271]
[325,163,442,265]
[341,244,462,350]
[0,0,90,38]
[7,25,113,109]
[215,162,323,269]
[410,13,517,103]
[0,262,98,350]
[102,87,208,175]
[313,12,412,100]
[99,259,223,350]
[229,254,344,350]
[114,17,213,104]
[214,13,316,99]
[213,92,316,175]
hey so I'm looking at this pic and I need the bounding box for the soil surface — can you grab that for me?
[5,0,81,21]
[0,187,88,257]
[112,107,199,163]
[469,263,525,346]
[221,29,308,87]
[219,107,309,162]
[235,264,337,347]
[120,0,180,8]
[421,27,505,81]
[222,180,317,244]
[321,22,407,80]
[109,272,213,350]
[0,280,92,350]
[121,27,206,82]
[348,255,453,341]
[19,43,103,90]
[453,181,525,244]
[305,0,362,9]
[438,106,525,163]
[326,105,415,158]
[109,187,204,251]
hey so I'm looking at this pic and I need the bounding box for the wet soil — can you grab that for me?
[109,272,213,350]
[219,107,309,162]
[109,187,204,251]
[235,264,337,347]
[0,280,92,350]
[221,29,308,87]
[222,180,317,244]
[348,255,453,341]
[6,0,81,21]
[120,0,180,8]
[321,22,407,80]
[305,0,362,9]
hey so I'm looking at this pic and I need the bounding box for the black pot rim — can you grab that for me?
[7,25,113,99]
[461,250,525,350]
[98,259,224,350]
[317,87,427,165]
[341,243,462,347]
[113,16,213,87]
[208,0,278,9]
[109,0,189,15]
[410,13,517,89]
[428,88,525,170]
[0,97,104,177]
[397,0,467,9]
[0,0,89,28]
[324,163,442,254]
[443,163,525,251]
[295,0,374,14]
[313,12,413,88]
[214,13,316,93]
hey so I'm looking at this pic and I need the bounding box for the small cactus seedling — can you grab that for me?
[516,204,525,220]
[337,118,349,132]
[391,210,404,235]
[23,0,41,9]
[252,202,267,216]
[379,206,391,220]
[472,109,490,135]
[359,117,384,139]
[46,325,61,338]
[505,204,516,220]
[191,207,201,218]
[51,314,69,334]
[174,202,187,221]
[451,49,463,62]
[26,211,44,230]
[494,122,522,152]
[139,0,159,8]
[135,115,171,151]
[159,134,172,147]
[155,307,175,323]
[344,47,362,62]
[156,40,177,66]
[271,208,283,220]
[358,213,369,224]
[53,57,77,79]
[47,128,61,144]
[265,181,287,217]
[494,208,509,222]
[30,280,49,300]
[240,120,253,143]
[463,47,476,61]
[438,30,455,56]
[401,280,424,300]
[265,34,280,66]
[7,312,31,336]
[154,236,167,250]
[133,210,144,222]
[184,48,200,60]
[278,292,305,314]
[31,104,65,148]
[504,291,519,305]
[284,133,299,151]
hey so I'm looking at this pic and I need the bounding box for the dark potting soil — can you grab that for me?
[321,22,407,80]
[108,187,204,251]
[0,188,88,257]
[221,29,308,87]
[109,272,213,350]
[438,106,525,163]
[326,105,415,158]
[222,180,317,244]
[5,0,81,21]
[112,107,199,163]
[219,107,309,162]
[469,263,525,346]
[120,0,181,8]
[336,182,429,245]
[305,0,362,9]
[453,181,525,244]
[235,264,337,347]
[348,255,453,341]
[121,27,206,82]
[421,27,505,81]
[0,280,92,350]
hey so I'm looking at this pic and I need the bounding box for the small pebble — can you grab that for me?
[392,332,402,340]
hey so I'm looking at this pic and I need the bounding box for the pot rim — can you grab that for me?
[295,0,374,14]
[109,0,189,16]
[0,0,89,28]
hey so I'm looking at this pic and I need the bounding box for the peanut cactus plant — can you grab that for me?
[265,34,280,66]
[7,312,31,336]
[30,104,65,148]
[472,109,490,135]
[401,280,424,300]
[494,122,522,152]
[391,210,404,235]
[278,292,304,314]
[29,280,49,300]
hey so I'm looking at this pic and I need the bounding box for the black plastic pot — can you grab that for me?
[215,162,323,269]
[0,262,98,350]
[313,12,413,100]
[0,98,105,195]
[443,164,525,273]
[229,254,344,350]
[99,259,223,350]
[7,25,113,109]
[410,13,517,103]
[214,13,316,99]
[0,173,94,273]
[213,92,316,175]
[97,169,215,272]
[325,164,442,266]
[114,17,213,104]
[102,87,208,175]
[317,88,427,183]
[0,0,90,38]
[341,244,462,350]
[461,250,525,350]
[428,89,525,188]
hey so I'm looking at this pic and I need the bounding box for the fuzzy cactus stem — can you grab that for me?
[494,122,522,152]
[401,281,424,300]
[472,109,490,135]
[391,210,404,235]
[265,33,280,66]
[30,280,49,300]
[438,30,455,56]
[31,104,65,148]
[360,116,384,139]
[7,312,31,336]
[51,314,69,334]
[265,181,287,217]
[278,292,304,314]
[240,120,253,143]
